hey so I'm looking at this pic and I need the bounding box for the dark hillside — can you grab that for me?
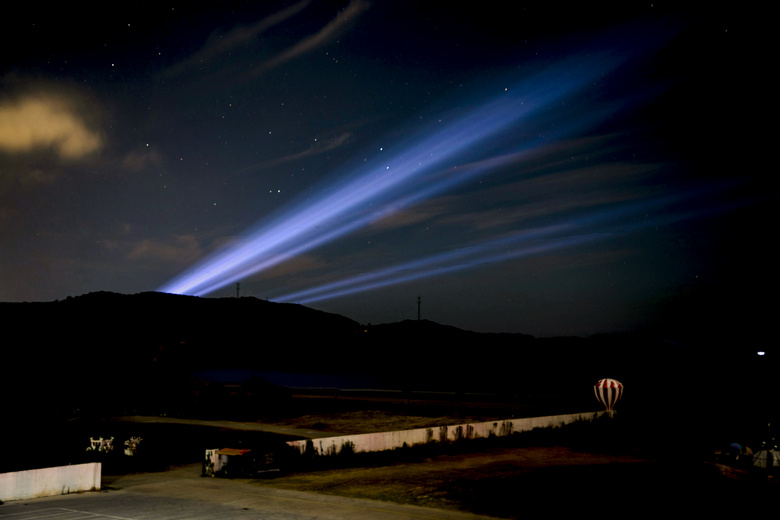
[1,291,776,472]
[2,292,361,419]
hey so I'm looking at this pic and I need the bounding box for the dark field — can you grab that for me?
[5,390,772,519]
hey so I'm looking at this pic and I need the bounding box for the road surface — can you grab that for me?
[0,463,495,520]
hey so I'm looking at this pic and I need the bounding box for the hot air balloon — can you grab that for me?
[594,378,623,411]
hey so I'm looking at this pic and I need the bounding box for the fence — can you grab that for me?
[0,463,101,502]
[287,411,608,456]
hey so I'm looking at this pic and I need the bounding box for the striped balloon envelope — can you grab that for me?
[594,378,623,411]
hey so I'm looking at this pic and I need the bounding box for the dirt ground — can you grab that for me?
[246,444,774,519]
[244,409,778,519]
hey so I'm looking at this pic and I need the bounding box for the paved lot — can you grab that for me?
[0,464,494,520]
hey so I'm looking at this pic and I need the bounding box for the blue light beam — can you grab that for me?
[159,31,660,297]
[275,183,744,304]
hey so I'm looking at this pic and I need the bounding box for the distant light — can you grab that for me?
[757,351,766,356]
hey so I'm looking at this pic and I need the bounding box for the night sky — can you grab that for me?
[1,2,772,339]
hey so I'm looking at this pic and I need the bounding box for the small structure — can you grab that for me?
[753,422,778,472]
[753,449,780,470]
[204,446,286,478]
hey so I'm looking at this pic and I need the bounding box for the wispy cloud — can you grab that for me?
[162,0,312,78]
[126,234,203,264]
[254,0,370,74]
[122,146,165,171]
[235,132,351,175]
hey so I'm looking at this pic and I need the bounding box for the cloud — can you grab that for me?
[0,92,102,160]
[163,0,312,78]
[254,254,328,279]
[235,132,351,174]
[127,235,203,264]
[122,146,165,171]
[161,0,369,87]
[256,0,369,73]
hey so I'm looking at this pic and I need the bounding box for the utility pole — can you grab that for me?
[417,295,421,321]
[236,283,240,298]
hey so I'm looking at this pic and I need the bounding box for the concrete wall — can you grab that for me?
[287,411,608,456]
[0,463,101,502]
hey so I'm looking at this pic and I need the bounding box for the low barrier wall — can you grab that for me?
[287,411,608,456]
[0,463,101,502]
